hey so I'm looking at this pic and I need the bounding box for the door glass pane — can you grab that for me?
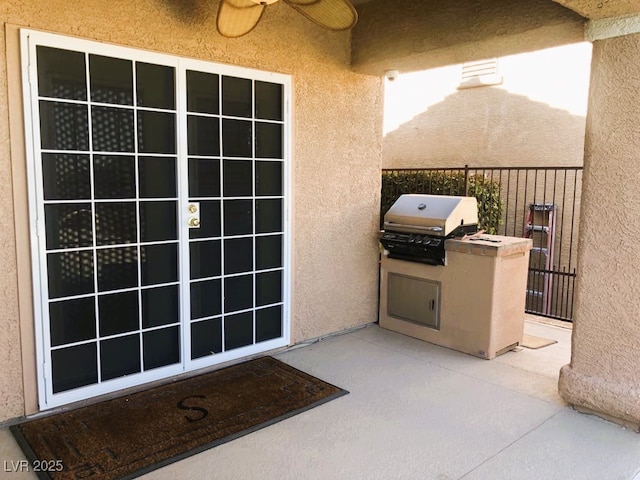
[39,101,89,151]
[139,157,177,198]
[223,160,252,197]
[256,199,282,234]
[189,159,220,197]
[224,312,253,351]
[187,71,219,114]
[255,81,283,121]
[190,241,221,279]
[256,305,282,342]
[138,111,176,154]
[141,243,178,285]
[49,298,96,347]
[91,106,135,152]
[255,161,282,196]
[224,275,253,313]
[51,343,97,393]
[191,318,222,359]
[190,279,222,319]
[256,270,282,306]
[139,201,177,242]
[96,247,138,291]
[222,76,252,117]
[89,55,133,105]
[187,116,220,156]
[143,326,180,370]
[37,46,87,100]
[100,334,140,381]
[98,291,139,336]
[256,235,282,270]
[222,119,252,157]
[224,238,253,274]
[142,285,179,328]
[95,203,137,245]
[44,203,93,250]
[47,251,94,299]
[223,200,252,236]
[42,154,91,200]
[255,122,283,159]
[94,155,136,199]
[136,63,175,109]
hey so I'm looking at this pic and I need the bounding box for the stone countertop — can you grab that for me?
[445,234,533,257]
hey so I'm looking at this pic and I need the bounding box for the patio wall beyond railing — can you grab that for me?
[381,166,583,322]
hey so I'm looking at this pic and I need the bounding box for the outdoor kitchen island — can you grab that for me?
[379,234,533,360]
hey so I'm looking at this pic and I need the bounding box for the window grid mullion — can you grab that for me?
[132,58,145,375]
[84,51,103,385]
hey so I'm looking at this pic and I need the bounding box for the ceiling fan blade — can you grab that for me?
[282,0,358,31]
[217,0,266,38]
[282,0,319,4]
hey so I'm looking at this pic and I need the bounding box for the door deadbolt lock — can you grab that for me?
[187,202,200,229]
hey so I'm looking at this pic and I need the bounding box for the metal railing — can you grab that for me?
[381,165,583,322]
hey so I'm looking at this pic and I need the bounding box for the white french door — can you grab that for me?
[20,30,291,409]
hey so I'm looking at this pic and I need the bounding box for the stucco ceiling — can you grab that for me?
[350,0,640,20]
[348,0,640,76]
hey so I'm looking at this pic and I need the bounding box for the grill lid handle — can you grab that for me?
[384,222,443,233]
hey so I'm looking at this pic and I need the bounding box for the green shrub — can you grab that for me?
[381,170,503,234]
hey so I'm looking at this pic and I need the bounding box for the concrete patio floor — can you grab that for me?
[3,317,640,479]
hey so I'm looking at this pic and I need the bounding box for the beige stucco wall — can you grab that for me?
[559,32,640,427]
[0,0,382,422]
[382,43,592,169]
[0,25,23,422]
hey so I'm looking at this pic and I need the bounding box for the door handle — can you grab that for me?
[187,203,200,229]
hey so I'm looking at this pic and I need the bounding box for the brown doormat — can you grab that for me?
[11,356,347,480]
[521,334,558,349]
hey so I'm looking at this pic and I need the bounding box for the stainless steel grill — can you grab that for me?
[380,194,479,265]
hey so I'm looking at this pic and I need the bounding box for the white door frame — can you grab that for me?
[20,29,292,409]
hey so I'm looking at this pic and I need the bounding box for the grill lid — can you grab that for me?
[384,194,478,236]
